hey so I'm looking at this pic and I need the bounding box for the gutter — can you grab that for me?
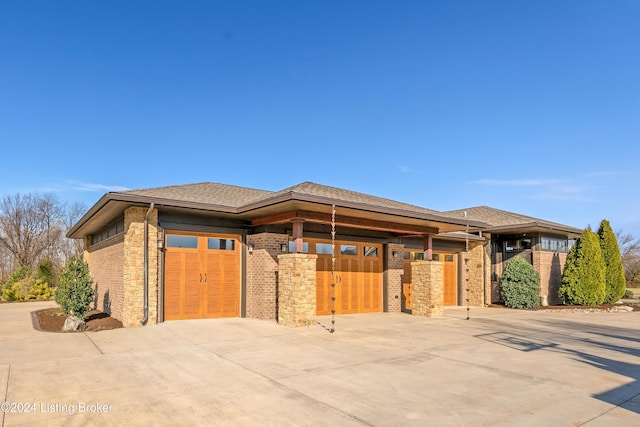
[140,202,155,325]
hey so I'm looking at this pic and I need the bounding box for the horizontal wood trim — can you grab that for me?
[251,210,439,235]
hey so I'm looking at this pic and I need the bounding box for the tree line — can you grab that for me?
[0,193,85,297]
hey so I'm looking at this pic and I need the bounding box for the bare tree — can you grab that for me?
[59,200,86,260]
[0,193,66,268]
[616,231,640,284]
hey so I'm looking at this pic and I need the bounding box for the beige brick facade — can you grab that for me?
[411,261,444,317]
[277,253,317,327]
[122,207,158,327]
[85,236,125,321]
[385,243,404,312]
[533,251,567,305]
[246,233,289,319]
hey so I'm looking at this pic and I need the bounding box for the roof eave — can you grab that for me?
[481,221,584,237]
[239,191,488,229]
[66,192,239,239]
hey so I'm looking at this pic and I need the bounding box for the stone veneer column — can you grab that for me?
[277,253,318,327]
[385,243,404,312]
[123,207,158,327]
[463,240,486,307]
[411,261,444,317]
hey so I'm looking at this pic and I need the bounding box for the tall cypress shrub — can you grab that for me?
[598,219,626,303]
[559,227,606,306]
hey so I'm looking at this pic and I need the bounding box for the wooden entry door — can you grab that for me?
[313,240,382,315]
[164,233,240,320]
[402,250,458,309]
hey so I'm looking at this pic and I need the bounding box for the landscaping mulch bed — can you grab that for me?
[34,307,123,332]
[489,302,640,312]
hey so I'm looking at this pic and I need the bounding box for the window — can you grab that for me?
[167,235,198,249]
[445,254,455,262]
[363,246,378,257]
[288,241,309,253]
[504,238,531,252]
[208,238,235,250]
[541,236,570,253]
[315,243,333,254]
[340,245,358,256]
[431,253,440,261]
[91,220,124,245]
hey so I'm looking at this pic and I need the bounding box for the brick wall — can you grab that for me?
[385,243,404,312]
[123,207,158,327]
[277,253,318,327]
[533,251,567,305]
[411,261,444,317]
[246,233,289,319]
[86,236,125,322]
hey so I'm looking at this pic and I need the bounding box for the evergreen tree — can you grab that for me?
[598,219,626,303]
[559,227,606,306]
[500,256,541,309]
[55,257,94,320]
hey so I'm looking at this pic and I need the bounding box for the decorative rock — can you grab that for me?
[63,315,86,332]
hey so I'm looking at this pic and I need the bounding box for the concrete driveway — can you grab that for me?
[1,302,639,426]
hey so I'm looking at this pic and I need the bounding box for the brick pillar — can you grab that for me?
[411,261,444,317]
[277,253,318,327]
[246,233,289,320]
[123,207,158,327]
[385,243,404,312]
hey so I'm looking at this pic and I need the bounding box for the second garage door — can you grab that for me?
[311,239,383,315]
[164,232,240,320]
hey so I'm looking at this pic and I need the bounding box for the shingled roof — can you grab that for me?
[257,182,442,216]
[121,182,273,208]
[443,206,583,235]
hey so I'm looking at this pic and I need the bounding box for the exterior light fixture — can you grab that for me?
[392,250,398,258]
[280,243,288,252]
[248,244,254,254]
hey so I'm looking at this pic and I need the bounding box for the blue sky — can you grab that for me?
[1,1,639,236]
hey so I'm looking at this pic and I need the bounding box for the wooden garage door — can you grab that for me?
[164,232,240,320]
[313,239,382,315]
[402,250,458,309]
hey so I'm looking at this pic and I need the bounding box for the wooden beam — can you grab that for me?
[423,234,433,261]
[292,219,304,253]
[251,209,439,235]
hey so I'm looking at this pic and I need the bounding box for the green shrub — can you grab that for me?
[0,264,56,302]
[27,278,55,300]
[623,289,634,299]
[1,282,22,301]
[559,227,606,306]
[500,256,541,309]
[36,257,57,288]
[56,257,94,320]
[598,220,627,303]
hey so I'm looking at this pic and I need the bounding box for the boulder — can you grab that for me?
[63,315,86,332]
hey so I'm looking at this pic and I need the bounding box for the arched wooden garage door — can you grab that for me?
[164,232,240,320]
[312,239,383,315]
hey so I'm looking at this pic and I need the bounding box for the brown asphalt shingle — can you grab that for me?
[121,182,274,208]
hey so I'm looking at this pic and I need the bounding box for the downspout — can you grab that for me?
[140,202,155,325]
